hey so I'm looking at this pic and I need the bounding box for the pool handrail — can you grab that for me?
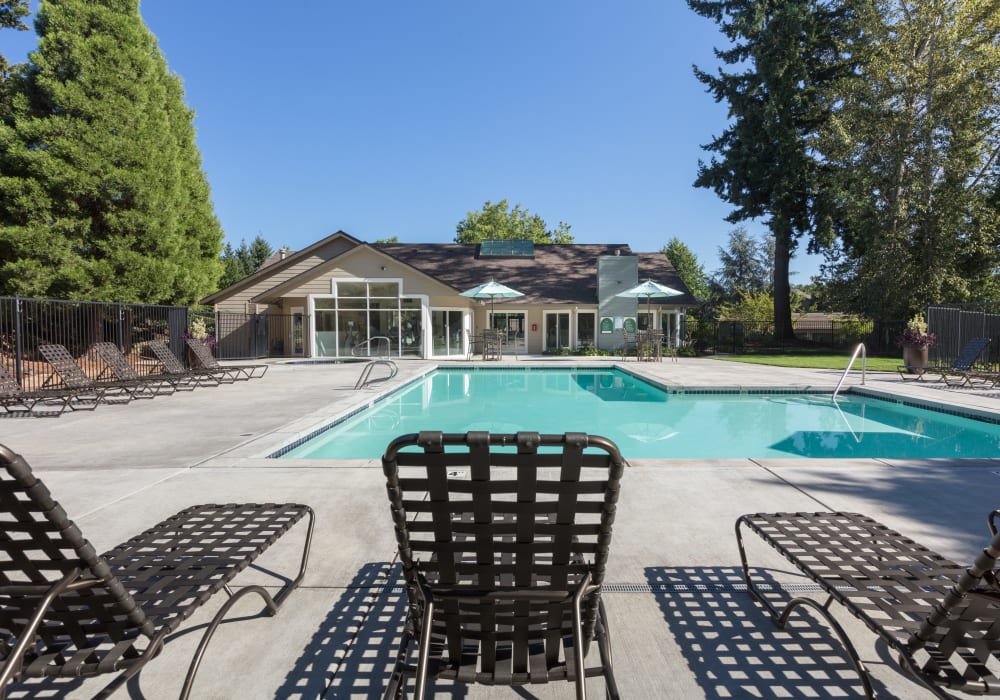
[833,343,866,401]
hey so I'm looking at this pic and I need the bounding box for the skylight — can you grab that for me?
[478,239,535,258]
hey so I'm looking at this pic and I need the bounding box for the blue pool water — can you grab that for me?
[278,368,1000,459]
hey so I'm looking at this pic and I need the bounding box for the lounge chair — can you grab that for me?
[381,431,624,699]
[736,510,1000,699]
[0,363,84,416]
[0,443,314,699]
[898,337,991,386]
[37,344,136,404]
[185,338,267,381]
[90,342,175,398]
[146,339,220,387]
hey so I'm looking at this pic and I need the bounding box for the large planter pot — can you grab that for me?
[902,344,929,373]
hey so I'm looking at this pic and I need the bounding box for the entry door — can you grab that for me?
[291,307,304,356]
[577,312,595,349]
[545,312,570,351]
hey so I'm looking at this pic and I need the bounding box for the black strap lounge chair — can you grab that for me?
[898,337,991,385]
[0,444,314,699]
[736,510,1000,699]
[0,364,82,416]
[91,342,184,396]
[37,344,137,405]
[146,339,221,387]
[185,338,267,381]
[381,431,625,700]
[89,342,174,398]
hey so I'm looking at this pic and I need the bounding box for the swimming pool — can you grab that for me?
[276,367,1000,459]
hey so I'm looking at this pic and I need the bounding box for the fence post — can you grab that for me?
[13,295,24,385]
[116,301,125,349]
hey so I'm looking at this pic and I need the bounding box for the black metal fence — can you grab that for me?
[0,296,189,392]
[926,304,1000,368]
[713,318,906,356]
[210,312,307,360]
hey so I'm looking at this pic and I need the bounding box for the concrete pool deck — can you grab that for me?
[2,355,999,698]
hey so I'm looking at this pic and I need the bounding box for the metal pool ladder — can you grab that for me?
[833,343,866,400]
[355,359,398,390]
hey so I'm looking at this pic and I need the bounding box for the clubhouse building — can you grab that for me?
[201,231,695,359]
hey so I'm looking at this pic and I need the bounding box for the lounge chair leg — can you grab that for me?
[571,574,592,700]
[596,599,620,700]
[179,585,279,700]
[382,629,412,700]
[414,597,435,700]
[736,517,877,700]
[776,596,877,699]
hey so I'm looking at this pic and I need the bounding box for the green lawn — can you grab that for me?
[710,353,900,372]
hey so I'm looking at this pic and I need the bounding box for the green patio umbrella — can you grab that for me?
[460,280,524,327]
[615,279,683,325]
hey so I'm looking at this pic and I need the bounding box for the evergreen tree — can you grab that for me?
[217,235,273,289]
[0,0,30,113]
[661,237,710,302]
[712,226,774,299]
[688,0,854,339]
[0,0,222,303]
[455,199,573,244]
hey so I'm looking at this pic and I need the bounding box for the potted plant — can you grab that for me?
[897,314,937,372]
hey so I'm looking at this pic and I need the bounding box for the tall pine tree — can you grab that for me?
[688,0,854,339]
[0,0,222,303]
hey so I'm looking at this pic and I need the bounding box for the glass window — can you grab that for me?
[369,281,399,298]
[315,282,424,357]
[337,281,366,297]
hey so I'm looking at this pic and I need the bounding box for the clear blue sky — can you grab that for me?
[5,0,825,280]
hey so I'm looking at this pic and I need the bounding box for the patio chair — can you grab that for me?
[185,338,267,381]
[617,330,637,361]
[736,510,1000,699]
[465,330,482,361]
[897,337,991,386]
[90,342,176,398]
[481,329,503,361]
[37,344,136,404]
[381,431,625,699]
[0,363,86,416]
[146,339,221,388]
[0,443,314,699]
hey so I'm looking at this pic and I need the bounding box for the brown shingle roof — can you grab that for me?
[375,243,696,305]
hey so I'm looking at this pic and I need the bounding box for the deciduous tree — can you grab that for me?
[455,199,573,244]
[819,0,1000,318]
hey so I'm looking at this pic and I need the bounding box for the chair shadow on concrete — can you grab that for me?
[277,562,470,700]
[644,566,892,699]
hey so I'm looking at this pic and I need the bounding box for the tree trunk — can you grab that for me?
[773,235,795,341]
